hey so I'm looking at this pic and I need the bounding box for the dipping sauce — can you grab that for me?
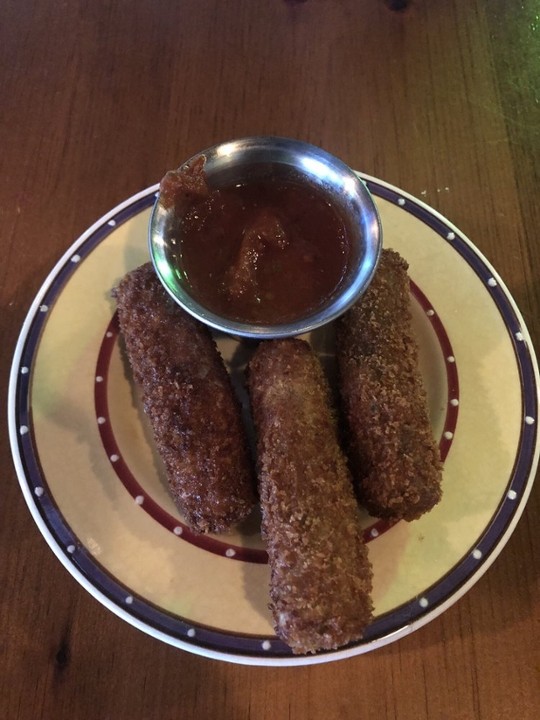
[160,163,351,324]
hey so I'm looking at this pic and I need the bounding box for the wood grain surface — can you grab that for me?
[1,1,538,718]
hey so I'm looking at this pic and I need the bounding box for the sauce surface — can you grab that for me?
[163,170,350,324]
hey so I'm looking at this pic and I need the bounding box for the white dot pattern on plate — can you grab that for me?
[187,628,196,638]
[97,417,106,425]
[39,305,48,312]
[397,198,406,206]
[67,544,76,554]
[261,640,272,651]
[106,331,113,338]
[135,495,144,505]
[446,231,456,241]
[225,548,236,558]
[370,528,379,538]
[426,309,435,317]
[173,526,183,536]
[19,425,29,436]
[507,489,517,500]
[107,219,116,227]
[487,278,497,287]
[472,549,482,560]
[21,366,29,375]
[450,398,459,407]
[96,375,103,383]
[444,431,454,440]
[125,595,134,604]
[419,597,429,608]
[110,454,119,462]
[34,487,44,497]
[447,355,455,363]
[525,416,535,425]
[71,254,81,263]
[516,331,524,341]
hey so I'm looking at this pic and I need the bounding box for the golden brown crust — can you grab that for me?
[112,263,256,533]
[336,249,442,521]
[247,338,373,654]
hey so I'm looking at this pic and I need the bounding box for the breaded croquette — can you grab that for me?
[113,263,256,533]
[336,249,442,521]
[247,338,373,654]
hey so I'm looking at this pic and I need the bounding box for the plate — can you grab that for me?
[8,175,539,666]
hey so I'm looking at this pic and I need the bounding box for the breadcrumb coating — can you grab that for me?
[336,249,443,521]
[112,263,256,533]
[247,338,373,654]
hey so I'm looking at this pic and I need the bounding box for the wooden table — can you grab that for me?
[1,1,538,717]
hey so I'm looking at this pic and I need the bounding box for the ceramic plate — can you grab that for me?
[9,175,539,666]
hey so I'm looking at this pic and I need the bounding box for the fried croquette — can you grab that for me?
[247,338,373,654]
[113,263,256,533]
[336,249,443,521]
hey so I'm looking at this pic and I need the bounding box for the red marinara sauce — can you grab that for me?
[160,165,350,324]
